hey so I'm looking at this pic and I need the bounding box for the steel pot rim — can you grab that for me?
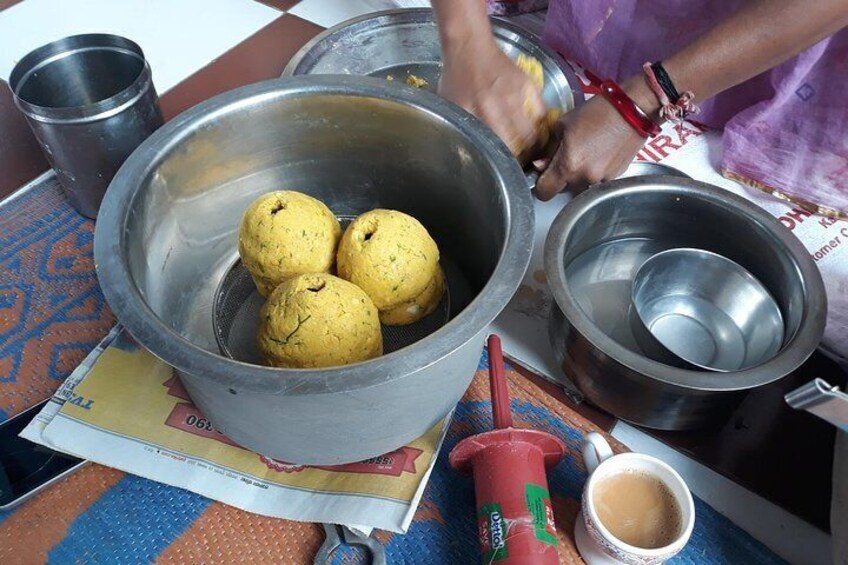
[95,75,534,396]
[282,7,584,113]
[10,33,153,124]
[544,176,827,392]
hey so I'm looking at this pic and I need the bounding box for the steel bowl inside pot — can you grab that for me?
[545,176,827,430]
[94,76,533,464]
[631,248,784,372]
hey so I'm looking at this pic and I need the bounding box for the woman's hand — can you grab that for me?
[439,42,547,158]
[432,0,657,200]
[434,0,848,203]
[533,0,848,201]
[535,78,659,200]
[534,95,644,200]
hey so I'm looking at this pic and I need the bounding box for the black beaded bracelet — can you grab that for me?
[650,62,680,104]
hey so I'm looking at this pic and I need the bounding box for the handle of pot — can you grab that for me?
[786,378,848,431]
[525,170,540,192]
[583,432,614,474]
[524,161,691,193]
[523,169,601,194]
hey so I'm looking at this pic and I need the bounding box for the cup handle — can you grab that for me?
[583,432,614,474]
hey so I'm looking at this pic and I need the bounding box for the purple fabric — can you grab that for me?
[541,0,848,215]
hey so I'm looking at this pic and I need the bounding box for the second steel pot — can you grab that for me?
[545,177,827,430]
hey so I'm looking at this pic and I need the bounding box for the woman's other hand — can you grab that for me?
[432,0,545,159]
[440,43,547,158]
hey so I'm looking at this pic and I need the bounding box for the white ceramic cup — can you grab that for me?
[575,433,695,565]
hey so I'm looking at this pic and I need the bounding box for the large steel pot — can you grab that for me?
[545,177,827,430]
[94,76,533,464]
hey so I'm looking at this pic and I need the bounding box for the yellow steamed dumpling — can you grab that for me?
[515,54,561,153]
[337,209,440,311]
[257,273,383,368]
[516,53,544,91]
[379,266,446,326]
[238,191,341,297]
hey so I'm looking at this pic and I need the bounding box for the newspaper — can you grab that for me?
[492,120,848,387]
[21,327,450,534]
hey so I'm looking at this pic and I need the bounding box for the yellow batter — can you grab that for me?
[405,74,429,88]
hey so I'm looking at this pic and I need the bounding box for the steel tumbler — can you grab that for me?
[10,34,163,218]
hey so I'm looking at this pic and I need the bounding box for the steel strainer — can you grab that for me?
[213,216,451,364]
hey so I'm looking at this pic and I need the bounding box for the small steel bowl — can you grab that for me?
[632,248,785,372]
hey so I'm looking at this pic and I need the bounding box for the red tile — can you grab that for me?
[160,14,323,119]
[0,0,25,11]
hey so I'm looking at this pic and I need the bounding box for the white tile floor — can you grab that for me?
[0,0,279,92]
[290,0,428,29]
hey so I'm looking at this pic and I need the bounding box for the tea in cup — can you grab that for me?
[575,433,695,564]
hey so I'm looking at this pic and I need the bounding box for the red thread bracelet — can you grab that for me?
[598,80,661,138]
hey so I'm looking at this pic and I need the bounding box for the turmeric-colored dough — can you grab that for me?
[514,54,562,152]
[386,74,428,88]
[337,209,440,311]
[238,191,341,297]
[257,273,382,368]
[516,53,544,92]
[405,74,428,88]
[379,265,445,326]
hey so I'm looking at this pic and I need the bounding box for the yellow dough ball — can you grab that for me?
[257,274,382,368]
[337,209,440,310]
[405,74,428,88]
[515,53,544,91]
[514,54,562,154]
[379,266,446,326]
[238,191,341,297]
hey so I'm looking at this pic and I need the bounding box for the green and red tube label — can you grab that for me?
[478,502,509,561]
[525,483,557,545]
